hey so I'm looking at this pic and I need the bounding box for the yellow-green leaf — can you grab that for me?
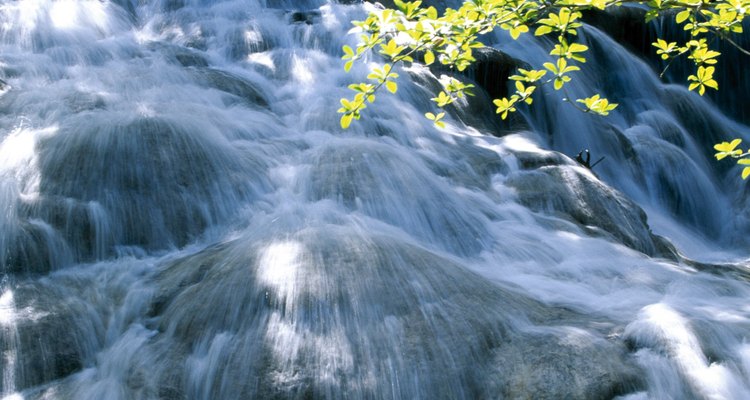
[535,26,553,36]
[515,81,525,93]
[340,113,353,129]
[676,9,691,23]
[554,78,564,90]
[424,50,435,65]
[342,45,354,59]
[714,139,743,160]
[385,80,398,94]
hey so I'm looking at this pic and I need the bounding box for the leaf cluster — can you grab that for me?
[715,139,750,179]
[339,0,750,183]
[338,0,749,181]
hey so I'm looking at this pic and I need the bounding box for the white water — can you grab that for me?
[0,0,749,399]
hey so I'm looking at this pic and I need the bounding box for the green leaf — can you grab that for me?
[738,158,750,179]
[344,60,354,72]
[493,97,517,119]
[424,50,435,65]
[432,91,453,107]
[425,5,437,19]
[380,39,405,58]
[676,10,691,24]
[342,45,354,59]
[340,113,353,129]
[576,94,618,116]
[554,78,564,90]
[425,111,445,127]
[508,24,529,40]
[714,139,743,160]
[535,26,553,36]
[688,66,718,95]
[339,98,353,111]
[385,80,398,94]
[511,69,547,82]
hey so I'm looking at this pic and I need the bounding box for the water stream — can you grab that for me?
[1,0,749,399]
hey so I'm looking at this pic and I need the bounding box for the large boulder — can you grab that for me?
[505,157,667,256]
[143,227,643,399]
[0,281,104,393]
[304,140,493,256]
[28,114,268,261]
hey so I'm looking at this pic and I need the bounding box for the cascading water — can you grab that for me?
[1,0,750,399]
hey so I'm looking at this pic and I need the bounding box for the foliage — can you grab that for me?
[338,0,750,178]
[715,139,750,179]
[339,0,747,126]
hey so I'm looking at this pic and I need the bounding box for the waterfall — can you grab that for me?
[1,0,749,399]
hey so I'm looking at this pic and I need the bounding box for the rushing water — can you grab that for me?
[0,0,750,399]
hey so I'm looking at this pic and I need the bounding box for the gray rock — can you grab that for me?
[144,228,642,399]
[195,69,269,108]
[30,115,267,258]
[305,140,490,255]
[506,163,662,256]
[1,281,104,393]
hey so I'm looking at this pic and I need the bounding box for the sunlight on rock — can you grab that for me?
[49,1,79,29]
[257,241,303,301]
[247,52,275,71]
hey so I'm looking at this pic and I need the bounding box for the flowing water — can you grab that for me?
[0,0,749,399]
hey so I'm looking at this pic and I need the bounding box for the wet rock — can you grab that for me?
[146,42,210,68]
[195,68,269,108]
[288,10,320,25]
[306,140,490,255]
[506,163,662,256]
[1,282,104,393]
[460,47,527,101]
[33,115,267,257]
[161,0,185,12]
[420,139,509,190]
[147,228,642,399]
[155,44,209,68]
[110,0,138,19]
[175,52,209,67]
[512,150,574,170]
[1,219,72,274]
[64,91,107,113]
[225,26,274,60]
[488,332,643,399]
